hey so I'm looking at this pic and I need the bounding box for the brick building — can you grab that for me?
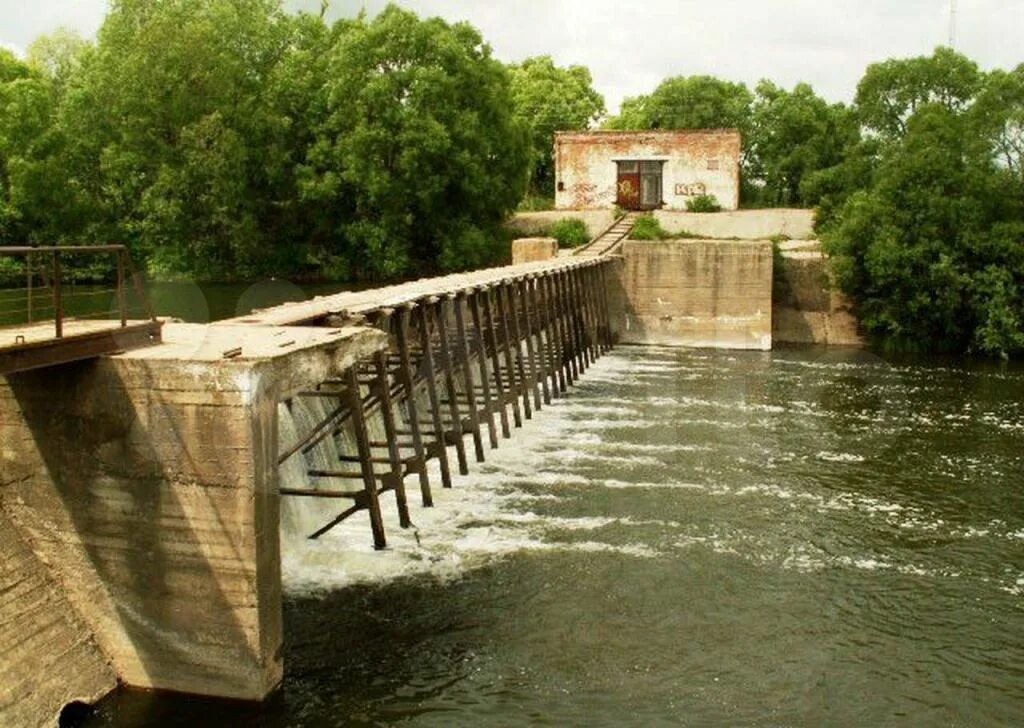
[554,130,741,211]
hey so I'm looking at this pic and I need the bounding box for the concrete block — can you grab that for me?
[511,237,559,265]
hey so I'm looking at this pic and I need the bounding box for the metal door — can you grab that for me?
[639,161,663,209]
[616,161,640,209]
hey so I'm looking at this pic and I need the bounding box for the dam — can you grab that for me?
[3,218,1022,726]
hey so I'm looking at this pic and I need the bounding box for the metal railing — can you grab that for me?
[0,245,157,338]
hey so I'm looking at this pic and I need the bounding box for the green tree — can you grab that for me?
[508,55,604,198]
[855,47,983,140]
[824,104,1024,356]
[604,75,752,133]
[301,4,529,278]
[0,50,56,245]
[746,81,858,207]
[45,0,295,278]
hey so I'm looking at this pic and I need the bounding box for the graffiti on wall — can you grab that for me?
[674,182,707,197]
[571,181,615,208]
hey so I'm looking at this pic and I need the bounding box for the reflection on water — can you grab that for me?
[83,346,1024,726]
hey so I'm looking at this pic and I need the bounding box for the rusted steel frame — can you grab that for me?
[541,271,568,394]
[452,291,487,461]
[480,284,512,438]
[598,261,614,348]
[0,244,129,254]
[498,279,531,421]
[26,251,33,324]
[374,348,411,528]
[554,269,578,384]
[532,272,554,393]
[585,265,602,359]
[343,366,386,549]
[416,300,454,488]
[277,401,346,465]
[569,266,591,370]
[579,264,600,361]
[466,288,500,448]
[594,262,612,353]
[430,296,469,476]
[493,280,524,427]
[52,252,63,339]
[396,305,434,507]
[116,250,127,327]
[518,276,545,410]
[566,267,588,374]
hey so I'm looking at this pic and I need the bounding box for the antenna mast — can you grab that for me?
[948,0,958,48]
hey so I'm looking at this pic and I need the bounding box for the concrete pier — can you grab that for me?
[0,323,384,723]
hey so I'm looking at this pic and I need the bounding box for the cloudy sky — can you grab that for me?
[1,0,1021,111]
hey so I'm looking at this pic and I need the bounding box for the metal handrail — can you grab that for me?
[0,245,157,340]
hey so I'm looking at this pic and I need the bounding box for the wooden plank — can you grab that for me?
[344,366,386,550]
[480,285,512,439]
[374,348,411,528]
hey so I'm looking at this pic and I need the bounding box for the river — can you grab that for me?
[77,345,1024,726]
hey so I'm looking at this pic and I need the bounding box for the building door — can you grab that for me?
[639,161,663,209]
[616,161,640,209]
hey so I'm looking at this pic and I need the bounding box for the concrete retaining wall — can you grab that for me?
[0,323,385,713]
[654,209,815,240]
[772,245,864,346]
[506,210,616,240]
[609,240,773,350]
[0,510,117,728]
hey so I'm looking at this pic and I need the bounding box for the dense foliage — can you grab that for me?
[2,2,1023,355]
[508,56,604,199]
[822,52,1024,357]
[547,217,589,248]
[0,1,530,281]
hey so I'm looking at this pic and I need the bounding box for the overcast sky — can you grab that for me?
[1,0,1022,111]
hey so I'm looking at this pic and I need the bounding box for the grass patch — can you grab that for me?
[630,215,670,240]
[548,218,590,248]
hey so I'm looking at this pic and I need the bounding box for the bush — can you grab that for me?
[629,215,669,240]
[548,218,590,248]
[686,194,722,212]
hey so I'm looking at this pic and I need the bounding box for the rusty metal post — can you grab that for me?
[481,284,512,438]
[396,305,433,507]
[580,264,599,362]
[344,367,386,550]
[452,291,487,462]
[519,276,544,410]
[542,271,568,394]
[468,288,501,448]
[570,266,591,370]
[432,296,469,476]
[555,270,578,384]
[599,261,615,348]
[498,279,530,421]
[52,251,63,339]
[416,300,454,488]
[117,249,128,327]
[26,251,33,324]
[374,349,411,528]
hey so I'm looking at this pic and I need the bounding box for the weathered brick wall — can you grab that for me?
[554,130,741,211]
[609,240,773,350]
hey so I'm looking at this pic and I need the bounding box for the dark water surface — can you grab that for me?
[81,346,1024,726]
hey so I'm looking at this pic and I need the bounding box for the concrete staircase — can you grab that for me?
[573,212,639,257]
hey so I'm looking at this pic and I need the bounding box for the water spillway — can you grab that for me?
[87,346,1024,725]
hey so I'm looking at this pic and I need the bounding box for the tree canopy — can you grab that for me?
[508,56,604,198]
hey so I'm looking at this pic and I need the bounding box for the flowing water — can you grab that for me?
[80,346,1024,726]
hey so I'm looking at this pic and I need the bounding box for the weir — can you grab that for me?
[0,251,620,725]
